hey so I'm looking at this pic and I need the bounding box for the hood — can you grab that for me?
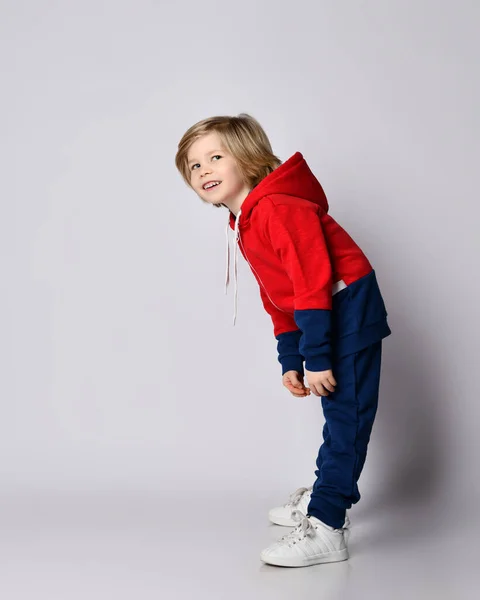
[228,151,329,230]
[224,151,329,326]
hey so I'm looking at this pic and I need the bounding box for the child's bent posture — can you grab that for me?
[175,113,392,568]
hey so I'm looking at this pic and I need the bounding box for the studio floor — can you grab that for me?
[0,489,476,599]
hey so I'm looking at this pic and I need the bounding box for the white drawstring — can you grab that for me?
[224,208,348,330]
[224,220,230,293]
[225,209,242,326]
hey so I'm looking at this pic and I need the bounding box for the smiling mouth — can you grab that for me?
[203,182,222,191]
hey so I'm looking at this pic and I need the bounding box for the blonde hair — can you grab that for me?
[174,113,282,208]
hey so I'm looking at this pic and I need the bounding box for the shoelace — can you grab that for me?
[279,509,351,546]
[285,485,313,508]
[279,510,316,545]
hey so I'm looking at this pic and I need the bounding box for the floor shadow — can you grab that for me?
[350,320,449,538]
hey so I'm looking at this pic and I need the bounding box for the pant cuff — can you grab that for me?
[307,498,346,529]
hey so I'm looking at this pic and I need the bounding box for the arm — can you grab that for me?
[264,202,334,372]
[258,284,305,376]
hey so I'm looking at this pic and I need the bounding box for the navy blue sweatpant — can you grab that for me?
[306,340,382,529]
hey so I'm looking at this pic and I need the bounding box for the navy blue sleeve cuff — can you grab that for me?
[275,329,305,376]
[294,309,332,372]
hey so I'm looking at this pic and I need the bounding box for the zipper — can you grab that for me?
[237,231,288,314]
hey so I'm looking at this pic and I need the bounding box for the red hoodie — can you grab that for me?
[225,151,391,375]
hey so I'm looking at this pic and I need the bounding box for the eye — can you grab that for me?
[191,155,222,171]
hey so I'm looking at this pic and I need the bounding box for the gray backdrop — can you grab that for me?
[2,0,479,597]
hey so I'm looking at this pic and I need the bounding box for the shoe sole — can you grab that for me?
[260,547,349,568]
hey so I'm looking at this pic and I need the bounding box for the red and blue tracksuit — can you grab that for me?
[225,151,392,528]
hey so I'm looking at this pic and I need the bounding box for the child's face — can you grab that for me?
[187,132,251,208]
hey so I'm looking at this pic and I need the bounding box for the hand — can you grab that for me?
[282,370,312,398]
[304,368,337,397]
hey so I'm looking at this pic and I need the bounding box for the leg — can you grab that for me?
[307,341,383,529]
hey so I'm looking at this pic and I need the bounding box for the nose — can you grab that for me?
[200,165,213,178]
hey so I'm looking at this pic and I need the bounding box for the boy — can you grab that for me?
[175,113,391,568]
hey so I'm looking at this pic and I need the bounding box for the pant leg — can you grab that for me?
[307,340,383,529]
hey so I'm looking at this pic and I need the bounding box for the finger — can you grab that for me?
[290,386,308,396]
[318,384,331,397]
[284,379,311,396]
[290,377,305,390]
[288,385,308,397]
[323,381,336,393]
[322,383,338,398]
[327,376,337,388]
[285,380,306,392]
[311,384,325,397]
[284,381,302,393]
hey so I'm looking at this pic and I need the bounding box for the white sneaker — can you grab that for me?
[261,509,350,568]
[268,485,351,529]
